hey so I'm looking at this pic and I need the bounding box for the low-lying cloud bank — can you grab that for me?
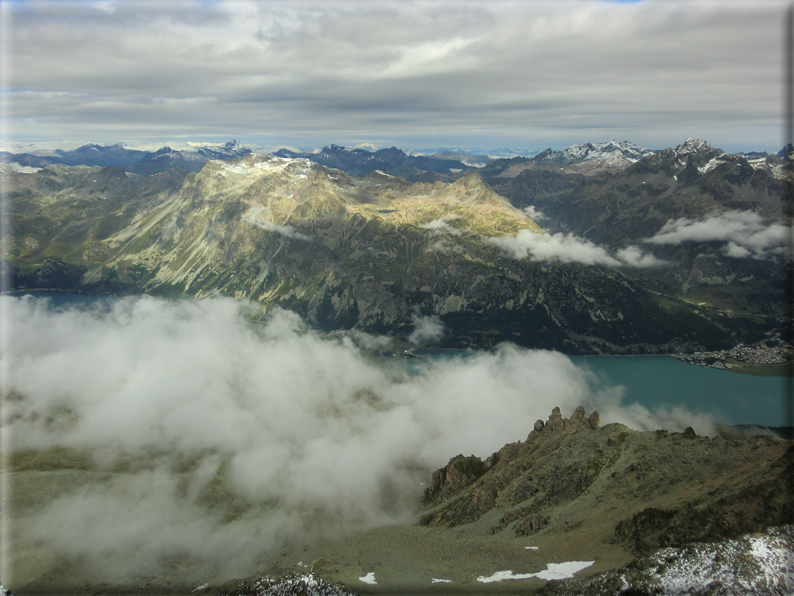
[4,296,714,581]
[645,210,789,260]
[489,229,662,268]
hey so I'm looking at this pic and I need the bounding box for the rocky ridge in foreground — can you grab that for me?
[7,408,792,595]
[214,409,794,595]
[539,524,794,596]
[420,405,793,560]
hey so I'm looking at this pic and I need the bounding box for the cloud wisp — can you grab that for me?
[4,295,715,581]
[523,205,548,221]
[420,215,462,236]
[614,245,666,268]
[408,313,445,344]
[488,229,662,269]
[645,210,789,260]
[245,211,312,241]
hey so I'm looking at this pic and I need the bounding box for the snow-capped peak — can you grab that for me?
[675,138,718,156]
[534,140,654,167]
[674,138,724,169]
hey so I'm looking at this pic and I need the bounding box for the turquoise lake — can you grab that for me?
[571,355,788,428]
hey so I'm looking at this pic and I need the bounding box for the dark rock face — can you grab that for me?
[421,454,486,507]
[11,257,88,290]
[515,515,549,536]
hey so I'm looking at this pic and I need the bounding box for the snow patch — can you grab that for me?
[647,528,794,595]
[533,561,595,581]
[698,155,728,174]
[477,561,594,583]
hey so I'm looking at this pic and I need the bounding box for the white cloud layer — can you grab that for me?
[645,210,789,260]
[489,230,662,268]
[2,296,718,580]
[7,1,786,152]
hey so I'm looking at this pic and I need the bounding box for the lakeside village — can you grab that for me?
[674,330,793,371]
[331,329,794,368]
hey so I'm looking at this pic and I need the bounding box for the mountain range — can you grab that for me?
[481,138,791,317]
[1,139,252,176]
[3,137,791,353]
[4,137,788,180]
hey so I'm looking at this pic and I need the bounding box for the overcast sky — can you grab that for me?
[2,0,789,154]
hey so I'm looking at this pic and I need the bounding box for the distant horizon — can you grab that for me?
[1,135,788,159]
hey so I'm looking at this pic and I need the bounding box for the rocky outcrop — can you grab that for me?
[526,405,600,440]
[421,454,487,507]
[422,406,602,511]
[419,406,602,526]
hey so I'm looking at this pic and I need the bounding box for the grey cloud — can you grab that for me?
[645,210,789,260]
[6,162,42,173]
[5,296,717,579]
[488,230,618,266]
[724,242,752,259]
[8,1,785,151]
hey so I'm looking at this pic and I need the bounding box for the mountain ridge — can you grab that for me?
[5,153,759,354]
